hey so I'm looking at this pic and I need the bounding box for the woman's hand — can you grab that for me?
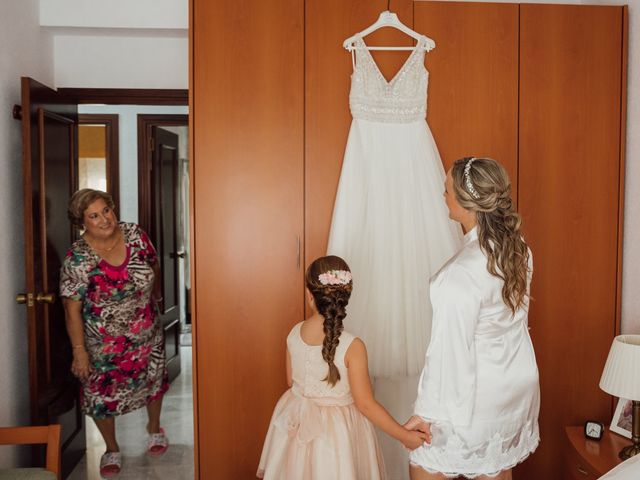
[404,415,432,444]
[63,299,90,381]
[71,347,91,381]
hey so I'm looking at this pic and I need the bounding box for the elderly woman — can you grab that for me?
[60,189,169,478]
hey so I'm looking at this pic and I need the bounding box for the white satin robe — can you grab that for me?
[410,227,540,478]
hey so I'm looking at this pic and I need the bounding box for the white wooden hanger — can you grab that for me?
[343,10,435,52]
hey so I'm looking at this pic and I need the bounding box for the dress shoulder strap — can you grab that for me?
[349,36,369,72]
[286,322,304,348]
[349,36,362,71]
[339,330,356,348]
[334,330,357,366]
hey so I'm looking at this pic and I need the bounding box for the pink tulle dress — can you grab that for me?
[257,322,386,479]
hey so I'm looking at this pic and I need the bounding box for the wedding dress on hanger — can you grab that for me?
[327,11,463,480]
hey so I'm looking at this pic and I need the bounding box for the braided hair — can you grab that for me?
[452,157,530,312]
[305,256,353,387]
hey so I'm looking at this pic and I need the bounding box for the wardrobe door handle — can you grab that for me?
[577,466,589,476]
[296,236,300,270]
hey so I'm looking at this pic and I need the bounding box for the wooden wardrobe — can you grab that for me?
[190,1,627,478]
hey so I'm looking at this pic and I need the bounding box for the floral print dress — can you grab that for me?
[60,222,169,419]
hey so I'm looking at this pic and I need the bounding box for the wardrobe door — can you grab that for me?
[305,0,414,266]
[414,1,519,184]
[518,5,625,479]
[191,0,304,478]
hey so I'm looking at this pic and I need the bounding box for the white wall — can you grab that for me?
[40,0,187,29]
[54,32,188,88]
[0,0,54,468]
[78,105,189,223]
[43,0,188,89]
[622,1,640,335]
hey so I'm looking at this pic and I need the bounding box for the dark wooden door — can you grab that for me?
[151,127,181,382]
[19,77,84,478]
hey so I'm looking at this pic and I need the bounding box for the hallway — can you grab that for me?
[68,346,194,480]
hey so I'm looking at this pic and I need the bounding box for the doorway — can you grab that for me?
[77,114,120,211]
[72,104,191,480]
[18,80,194,479]
[138,114,191,383]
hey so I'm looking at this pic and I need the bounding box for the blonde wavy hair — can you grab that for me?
[451,157,530,312]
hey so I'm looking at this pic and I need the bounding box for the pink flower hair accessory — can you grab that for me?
[318,270,352,286]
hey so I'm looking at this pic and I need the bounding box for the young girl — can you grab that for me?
[257,255,428,479]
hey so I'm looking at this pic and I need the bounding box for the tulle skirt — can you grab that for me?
[327,118,462,378]
[257,389,386,480]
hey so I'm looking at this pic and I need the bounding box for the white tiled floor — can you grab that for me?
[68,346,195,480]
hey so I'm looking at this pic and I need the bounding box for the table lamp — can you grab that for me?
[599,334,640,460]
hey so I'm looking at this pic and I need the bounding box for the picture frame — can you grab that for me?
[610,398,633,439]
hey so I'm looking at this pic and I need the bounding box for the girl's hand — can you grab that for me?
[404,416,432,444]
[71,348,91,381]
[402,429,429,450]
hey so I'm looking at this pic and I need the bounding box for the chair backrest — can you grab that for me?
[0,425,61,480]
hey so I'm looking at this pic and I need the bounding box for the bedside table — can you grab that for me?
[565,426,632,479]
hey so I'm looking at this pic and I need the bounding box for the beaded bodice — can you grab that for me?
[350,36,430,124]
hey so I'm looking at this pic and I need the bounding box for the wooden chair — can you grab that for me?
[0,425,61,480]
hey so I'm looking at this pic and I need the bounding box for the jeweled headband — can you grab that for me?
[464,157,480,199]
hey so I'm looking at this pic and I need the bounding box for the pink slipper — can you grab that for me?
[99,451,121,478]
[147,427,169,456]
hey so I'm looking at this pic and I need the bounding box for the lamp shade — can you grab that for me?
[600,335,640,401]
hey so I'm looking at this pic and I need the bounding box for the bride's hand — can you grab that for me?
[404,415,432,444]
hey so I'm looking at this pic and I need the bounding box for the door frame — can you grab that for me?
[77,114,120,212]
[69,88,188,228]
[138,119,189,385]
[136,114,189,235]
[55,88,190,469]
[58,88,188,106]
